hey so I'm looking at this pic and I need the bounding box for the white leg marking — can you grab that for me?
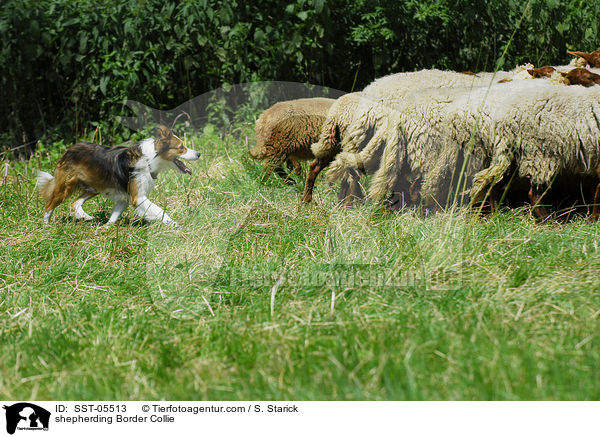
[106,201,128,225]
[73,195,94,221]
[43,209,54,226]
[133,197,175,224]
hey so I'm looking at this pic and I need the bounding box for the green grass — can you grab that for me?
[1,124,599,400]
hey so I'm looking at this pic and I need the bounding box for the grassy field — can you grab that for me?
[0,123,599,400]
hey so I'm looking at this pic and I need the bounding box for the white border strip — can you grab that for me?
[0,401,598,437]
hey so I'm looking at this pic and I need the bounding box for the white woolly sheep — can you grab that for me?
[248,97,334,182]
[303,68,514,203]
[330,68,589,211]
[468,81,600,218]
[322,68,530,207]
[326,62,600,211]
[419,79,559,210]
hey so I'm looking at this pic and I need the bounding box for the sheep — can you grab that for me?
[467,81,600,218]
[364,85,487,208]
[513,59,591,81]
[322,67,535,207]
[302,92,367,203]
[327,60,600,212]
[425,76,600,212]
[331,69,592,212]
[248,97,334,182]
[303,68,519,204]
[350,80,531,209]
[427,79,558,211]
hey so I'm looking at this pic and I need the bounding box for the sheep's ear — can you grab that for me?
[156,124,171,139]
[568,50,590,61]
[560,72,568,78]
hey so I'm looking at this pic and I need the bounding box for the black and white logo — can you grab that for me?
[3,403,50,435]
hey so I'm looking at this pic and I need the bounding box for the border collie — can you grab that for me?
[36,125,199,226]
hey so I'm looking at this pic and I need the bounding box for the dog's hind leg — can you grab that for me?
[72,188,98,221]
[44,171,78,225]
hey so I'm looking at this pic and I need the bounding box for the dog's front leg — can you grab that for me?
[106,201,128,225]
[133,197,175,225]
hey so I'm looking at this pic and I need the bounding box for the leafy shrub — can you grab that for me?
[1,0,599,152]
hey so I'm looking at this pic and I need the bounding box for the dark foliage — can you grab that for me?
[1,0,599,152]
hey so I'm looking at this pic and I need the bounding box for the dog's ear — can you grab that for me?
[156,124,171,139]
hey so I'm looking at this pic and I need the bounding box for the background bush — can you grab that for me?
[1,0,599,153]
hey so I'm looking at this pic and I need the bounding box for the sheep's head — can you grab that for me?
[527,66,556,78]
[248,144,268,160]
[567,50,600,68]
[561,68,600,87]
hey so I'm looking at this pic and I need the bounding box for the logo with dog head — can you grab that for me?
[2,403,50,435]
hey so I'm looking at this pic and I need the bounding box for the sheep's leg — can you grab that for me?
[302,156,332,203]
[591,167,600,220]
[346,168,364,204]
[409,178,422,204]
[274,165,295,185]
[591,183,600,220]
[489,188,499,213]
[528,184,548,219]
[263,162,294,185]
[483,184,501,214]
[288,157,302,175]
[337,168,363,206]
[338,173,350,204]
[262,163,275,180]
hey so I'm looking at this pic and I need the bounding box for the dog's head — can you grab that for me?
[154,125,200,174]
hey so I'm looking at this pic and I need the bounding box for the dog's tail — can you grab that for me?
[36,171,55,201]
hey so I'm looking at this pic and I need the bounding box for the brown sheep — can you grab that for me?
[248,98,335,182]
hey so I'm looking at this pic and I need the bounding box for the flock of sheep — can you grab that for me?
[248,50,600,219]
